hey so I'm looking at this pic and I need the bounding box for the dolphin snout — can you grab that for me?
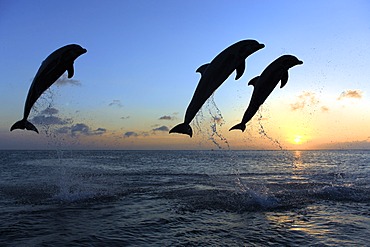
[257,43,265,50]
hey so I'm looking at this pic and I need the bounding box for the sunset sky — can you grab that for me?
[0,0,369,150]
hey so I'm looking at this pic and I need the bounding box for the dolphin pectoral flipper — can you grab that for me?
[196,63,209,76]
[10,119,39,134]
[169,123,193,137]
[248,76,260,87]
[280,71,288,88]
[67,64,74,78]
[235,62,245,80]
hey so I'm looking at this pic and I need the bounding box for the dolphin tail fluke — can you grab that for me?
[169,123,193,137]
[10,119,39,134]
[229,123,246,132]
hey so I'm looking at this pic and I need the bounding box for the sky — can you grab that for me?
[0,0,370,150]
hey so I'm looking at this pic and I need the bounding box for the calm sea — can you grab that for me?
[0,150,369,246]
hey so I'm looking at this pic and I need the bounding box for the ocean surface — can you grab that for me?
[0,150,369,246]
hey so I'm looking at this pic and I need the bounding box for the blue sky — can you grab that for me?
[0,0,370,150]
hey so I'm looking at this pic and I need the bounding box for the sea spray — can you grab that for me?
[27,88,97,202]
[256,107,284,150]
[192,94,230,150]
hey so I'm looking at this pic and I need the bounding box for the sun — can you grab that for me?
[294,135,302,144]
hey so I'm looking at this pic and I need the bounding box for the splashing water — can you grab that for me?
[32,87,84,150]
[192,94,230,150]
[257,107,284,150]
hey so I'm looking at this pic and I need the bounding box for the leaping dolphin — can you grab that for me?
[169,40,265,137]
[10,44,87,134]
[230,55,303,132]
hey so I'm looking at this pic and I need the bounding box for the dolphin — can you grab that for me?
[10,44,87,133]
[229,55,303,132]
[169,40,265,137]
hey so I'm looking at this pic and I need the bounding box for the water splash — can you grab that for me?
[192,94,230,150]
[257,108,284,150]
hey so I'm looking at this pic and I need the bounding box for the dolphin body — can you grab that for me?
[230,55,303,132]
[169,40,265,137]
[10,44,87,134]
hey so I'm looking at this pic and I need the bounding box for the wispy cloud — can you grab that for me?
[337,90,363,100]
[31,115,72,125]
[123,131,139,138]
[109,100,123,107]
[55,74,81,86]
[40,107,59,115]
[55,123,107,136]
[321,106,329,113]
[290,91,319,111]
[31,107,72,125]
[159,113,178,121]
[55,126,70,134]
[152,125,169,132]
[159,115,172,120]
[71,123,106,136]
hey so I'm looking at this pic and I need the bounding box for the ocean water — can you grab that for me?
[0,150,369,246]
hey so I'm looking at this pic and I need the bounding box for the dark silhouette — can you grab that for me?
[10,44,87,133]
[169,40,265,137]
[230,55,303,132]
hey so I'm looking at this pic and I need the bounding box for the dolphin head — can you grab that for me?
[69,44,87,58]
[62,44,87,62]
[279,55,303,69]
[237,40,265,58]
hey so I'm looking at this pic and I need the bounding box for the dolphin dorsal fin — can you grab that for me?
[248,76,260,87]
[196,63,209,76]
[280,71,288,88]
[67,64,74,78]
[235,62,246,80]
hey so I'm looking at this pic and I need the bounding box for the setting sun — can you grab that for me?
[294,135,302,144]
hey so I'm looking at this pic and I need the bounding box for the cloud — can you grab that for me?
[123,131,139,138]
[40,107,59,115]
[159,115,172,120]
[159,113,178,121]
[31,115,72,125]
[121,116,130,120]
[96,128,107,132]
[55,126,70,134]
[71,123,91,136]
[109,100,123,107]
[55,123,107,136]
[141,132,150,137]
[321,106,329,113]
[31,106,73,125]
[71,123,106,136]
[55,74,81,86]
[152,125,169,132]
[337,90,363,100]
[290,91,319,111]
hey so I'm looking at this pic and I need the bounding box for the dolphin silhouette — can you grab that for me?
[230,55,303,132]
[10,44,87,133]
[169,40,265,137]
